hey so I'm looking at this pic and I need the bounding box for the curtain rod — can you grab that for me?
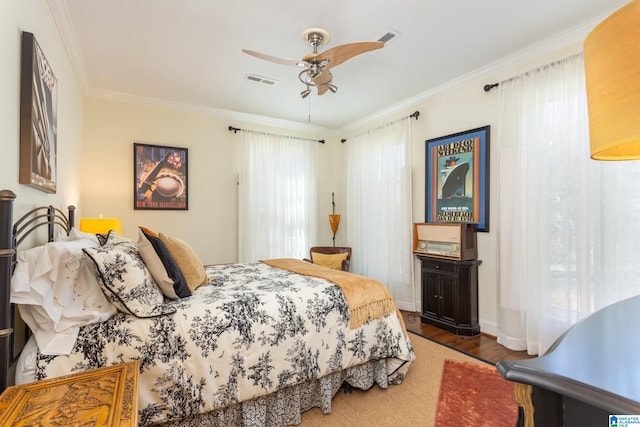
[483,52,583,92]
[340,110,420,143]
[484,83,499,92]
[227,126,325,144]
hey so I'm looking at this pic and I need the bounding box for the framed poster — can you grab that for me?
[19,32,57,193]
[425,126,490,232]
[134,143,188,210]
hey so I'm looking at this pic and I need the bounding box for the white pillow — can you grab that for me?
[11,235,116,355]
[54,228,100,245]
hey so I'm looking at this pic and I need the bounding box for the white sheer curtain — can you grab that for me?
[497,53,640,355]
[238,131,318,262]
[346,118,415,311]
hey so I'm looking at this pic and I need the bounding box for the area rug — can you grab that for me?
[299,332,518,426]
[435,359,517,427]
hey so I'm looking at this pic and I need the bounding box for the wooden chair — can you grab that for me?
[304,246,352,271]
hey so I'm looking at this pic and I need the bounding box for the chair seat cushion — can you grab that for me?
[311,251,349,270]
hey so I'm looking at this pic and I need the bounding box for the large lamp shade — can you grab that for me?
[585,0,640,160]
[79,217,122,235]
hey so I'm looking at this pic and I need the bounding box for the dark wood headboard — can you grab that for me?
[0,190,75,391]
[0,191,16,392]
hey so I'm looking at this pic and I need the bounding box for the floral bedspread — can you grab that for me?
[33,262,415,426]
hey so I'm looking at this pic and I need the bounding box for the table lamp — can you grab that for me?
[79,215,122,235]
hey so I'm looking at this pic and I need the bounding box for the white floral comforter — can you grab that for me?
[33,262,415,426]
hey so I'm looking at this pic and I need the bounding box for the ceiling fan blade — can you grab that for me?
[314,69,332,95]
[316,41,384,68]
[242,49,306,67]
[313,69,331,85]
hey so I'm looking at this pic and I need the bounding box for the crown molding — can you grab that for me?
[47,0,90,91]
[85,87,334,134]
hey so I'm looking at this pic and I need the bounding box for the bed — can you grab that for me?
[0,190,415,426]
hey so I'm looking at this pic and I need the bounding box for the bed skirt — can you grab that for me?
[153,358,394,427]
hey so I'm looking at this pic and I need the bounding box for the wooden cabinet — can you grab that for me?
[0,361,139,426]
[418,256,481,336]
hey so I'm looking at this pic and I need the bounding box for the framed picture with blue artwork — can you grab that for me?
[425,126,490,232]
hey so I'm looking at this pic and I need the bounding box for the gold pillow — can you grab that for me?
[311,252,349,270]
[159,233,210,292]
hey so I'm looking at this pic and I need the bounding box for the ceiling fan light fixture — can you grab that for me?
[299,69,332,86]
[244,27,383,99]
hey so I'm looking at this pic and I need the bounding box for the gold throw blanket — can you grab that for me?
[262,258,404,330]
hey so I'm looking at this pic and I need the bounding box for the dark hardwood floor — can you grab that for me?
[401,310,535,364]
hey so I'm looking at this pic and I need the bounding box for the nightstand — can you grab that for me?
[0,361,139,426]
[418,255,482,336]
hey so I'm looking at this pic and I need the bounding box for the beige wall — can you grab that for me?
[1,0,84,222]
[81,98,341,264]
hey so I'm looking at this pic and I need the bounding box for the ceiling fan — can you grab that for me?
[243,28,384,98]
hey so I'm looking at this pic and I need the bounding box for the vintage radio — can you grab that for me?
[413,222,477,260]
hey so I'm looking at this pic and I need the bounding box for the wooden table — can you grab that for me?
[0,361,139,426]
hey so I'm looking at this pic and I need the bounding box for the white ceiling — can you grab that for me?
[49,0,627,130]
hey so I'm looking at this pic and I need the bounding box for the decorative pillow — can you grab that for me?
[311,252,349,270]
[83,238,176,318]
[159,233,210,292]
[140,226,159,238]
[137,227,190,299]
[96,230,121,246]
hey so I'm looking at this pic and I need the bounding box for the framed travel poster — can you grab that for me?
[134,143,188,210]
[425,126,490,232]
[19,32,57,193]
